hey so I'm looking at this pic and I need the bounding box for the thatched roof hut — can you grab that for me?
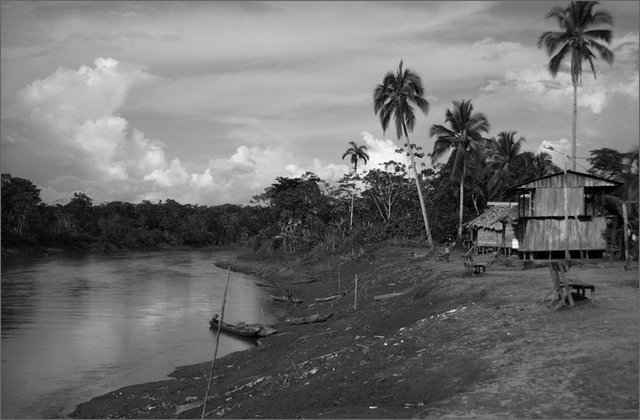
[466,203,518,231]
[465,202,518,253]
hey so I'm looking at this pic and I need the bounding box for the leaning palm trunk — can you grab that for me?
[406,134,433,248]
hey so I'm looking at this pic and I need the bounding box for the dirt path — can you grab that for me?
[69,247,639,419]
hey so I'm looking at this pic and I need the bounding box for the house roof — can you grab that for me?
[465,204,518,231]
[508,170,623,193]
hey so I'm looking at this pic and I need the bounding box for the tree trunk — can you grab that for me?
[405,135,434,247]
[564,167,570,259]
[349,193,354,229]
[572,83,577,171]
[457,164,465,243]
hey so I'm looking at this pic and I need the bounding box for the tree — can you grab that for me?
[342,141,369,229]
[517,151,561,181]
[538,1,614,170]
[587,147,625,179]
[362,161,410,224]
[486,131,526,200]
[1,173,42,235]
[373,60,434,247]
[430,100,490,243]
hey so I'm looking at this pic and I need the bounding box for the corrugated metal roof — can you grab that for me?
[509,170,622,192]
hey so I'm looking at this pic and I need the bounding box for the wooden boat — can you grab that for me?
[254,281,278,289]
[314,292,346,303]
[270,294,303,304]
[209,315,277,338]
[285,313,333,325]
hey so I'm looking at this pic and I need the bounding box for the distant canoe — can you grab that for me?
[209,316,277,338]
[270,295,303,304]
[254,281,278,289]
[285,313,333,325]
[314,293,345,303]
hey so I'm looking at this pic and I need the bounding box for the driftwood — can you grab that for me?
[285,313,333,325]
[374,292,407,301]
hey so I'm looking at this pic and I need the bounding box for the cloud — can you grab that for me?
[359,131,404,171]
[472,37,522,61]
[481,32,639,115]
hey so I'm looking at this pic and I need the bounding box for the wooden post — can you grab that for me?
[338,268,341,295]
[202,267,232,418]
[574,215,584,263]
[353,274,358,310]
[623,202,630,271]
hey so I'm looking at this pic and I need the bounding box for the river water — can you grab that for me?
[1,250,278,419]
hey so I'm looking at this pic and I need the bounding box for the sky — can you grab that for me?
[1,1,638,206]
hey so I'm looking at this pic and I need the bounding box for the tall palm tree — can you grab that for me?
[486,131,526,200]
[538,1,614,170]
[342,141,369,229]
[373,60,433,247]
[430,100,490,244]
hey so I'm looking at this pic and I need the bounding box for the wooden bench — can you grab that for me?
[542,261,596,309]
[462,255,486,276]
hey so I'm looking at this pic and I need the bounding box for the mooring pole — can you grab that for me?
[202,266,232,418]
[353,274,358,310]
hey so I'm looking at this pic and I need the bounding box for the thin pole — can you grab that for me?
[563,166,570,260]
[353,274,358,310]
[202,267,232,419]
[623,202,630,270]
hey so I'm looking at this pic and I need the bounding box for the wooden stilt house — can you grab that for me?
[509,170,622,259]
[465,202,518,255]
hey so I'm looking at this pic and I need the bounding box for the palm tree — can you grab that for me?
[486,131,526,200]
[538,1,614,170]
[373,60,433,247]
[342,141,369,229]
[430,100,490,244]
[518,151,561,181]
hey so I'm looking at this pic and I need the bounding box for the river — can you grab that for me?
[1,250,278,419]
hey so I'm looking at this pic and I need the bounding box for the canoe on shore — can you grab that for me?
[209,315,277,338]
[314,293,346,303]
[270,295,303,304]
[285,313,333,325]
[254,281,278,289]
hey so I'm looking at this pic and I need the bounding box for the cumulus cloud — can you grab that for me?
[359,131,405,170]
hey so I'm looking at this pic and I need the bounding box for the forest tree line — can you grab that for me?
[2,145,637,257]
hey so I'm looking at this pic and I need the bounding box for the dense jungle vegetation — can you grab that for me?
[2,145,637,258]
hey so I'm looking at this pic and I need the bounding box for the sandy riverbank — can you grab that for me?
[69,245,639,419]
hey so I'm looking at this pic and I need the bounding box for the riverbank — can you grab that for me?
[69,245,639,419]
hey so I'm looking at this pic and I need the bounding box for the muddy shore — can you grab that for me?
[69,246,639,419]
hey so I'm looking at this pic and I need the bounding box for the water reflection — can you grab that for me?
[1,250,276,419]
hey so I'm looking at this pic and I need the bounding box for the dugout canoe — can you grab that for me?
[209,315,276,338]
[270,295,303,304]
